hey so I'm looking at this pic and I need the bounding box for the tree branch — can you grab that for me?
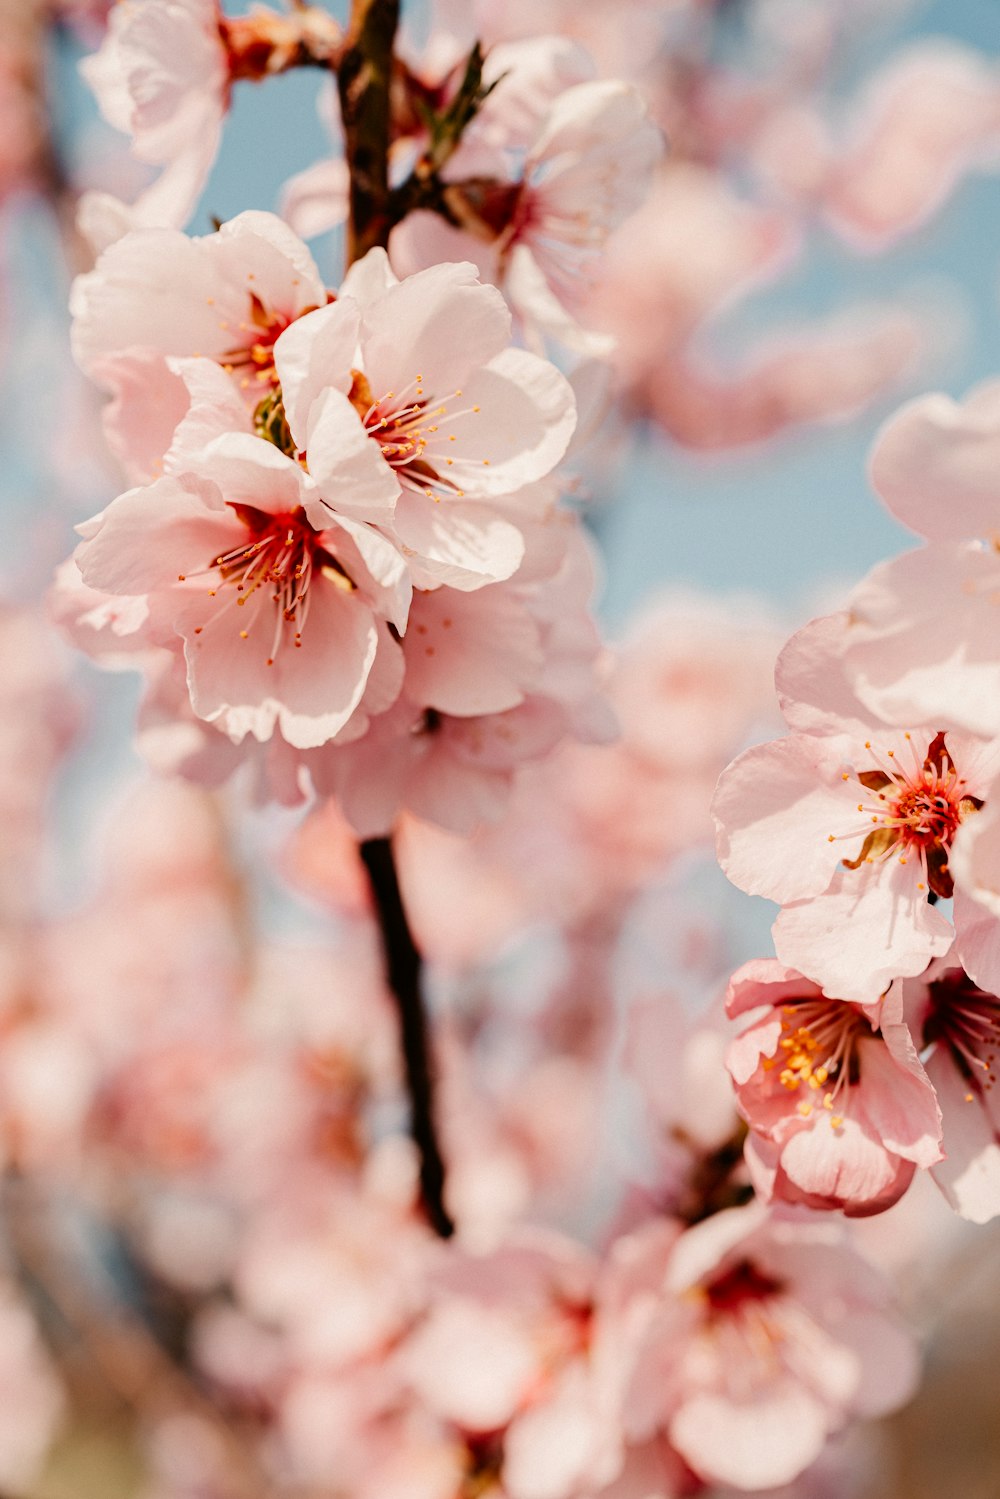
[359,836,455,1239]
[337,0,400,262]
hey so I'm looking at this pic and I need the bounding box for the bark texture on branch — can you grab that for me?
[337,0,400,262]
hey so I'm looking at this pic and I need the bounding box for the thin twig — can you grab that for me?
[359,837,455,1238]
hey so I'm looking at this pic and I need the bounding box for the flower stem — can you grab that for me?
[359,836,455,1238]
[338,0,400,262]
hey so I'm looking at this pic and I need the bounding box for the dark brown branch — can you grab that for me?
[359,836,455,1238]
[337,0,400,262]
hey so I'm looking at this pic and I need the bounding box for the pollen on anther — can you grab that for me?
[177,574,186,582]
[240,630,248,639]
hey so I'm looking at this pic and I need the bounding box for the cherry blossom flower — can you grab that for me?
[714,614,1000,1002]
[390,75,663,354]
[623,1204,919,1491]
[69,434,407,750]
[273,248,577,589]
[714,721,1000,1002]
[726,959,942,1216]
[71,211,330,478]
[78,0,229,250]
[842,381,1000,740]
[75,231,577,592]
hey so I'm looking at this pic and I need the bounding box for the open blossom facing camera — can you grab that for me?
[273,248,576,588]
[71,210,332,478]
[622,1205,918,1492]
[72,435,407,749]
[72,223,576,589]
[713,613,1000,1002]
[726,959,942,1217]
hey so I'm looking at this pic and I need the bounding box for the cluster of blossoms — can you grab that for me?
[56,210,615,833]
[712,384,1000,1225]
[74,0,1000,453]
[0,610,920,1499]
[6,0,1000,1495]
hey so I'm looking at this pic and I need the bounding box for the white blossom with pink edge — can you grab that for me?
[77,0,229,252]
[713,612,1000,1003]
[68,433,408,750]
[726,959,942,1217]
[71,211,329,478]
[389,76,663,356]
[621,1203,919,1492]
[842,380,1000,739]
[272,248,577,590]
